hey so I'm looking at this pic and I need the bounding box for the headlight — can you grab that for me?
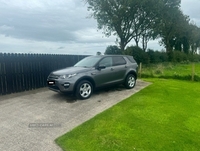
[59,75,66,79]
[59,73,77,79]
[67,73,77,78]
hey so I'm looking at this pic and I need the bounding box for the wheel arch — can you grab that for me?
[126,70,137,80]
[73,76,95,92]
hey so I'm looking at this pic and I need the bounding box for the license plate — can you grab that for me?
[48,81,55,85]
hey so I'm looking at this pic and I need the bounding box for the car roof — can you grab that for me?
[89,55,131,58]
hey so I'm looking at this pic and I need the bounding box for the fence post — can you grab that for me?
[139,62,142,78]
[191,63,195,81]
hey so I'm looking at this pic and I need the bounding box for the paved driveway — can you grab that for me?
[0,80,151,151]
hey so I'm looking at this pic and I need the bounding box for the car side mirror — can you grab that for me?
[97,65,106,70]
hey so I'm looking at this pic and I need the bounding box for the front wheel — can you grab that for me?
[76,80,93,100]
[125,74,136,89]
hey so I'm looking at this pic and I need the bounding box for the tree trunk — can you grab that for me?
[142,35,148,52]
[165,38,173,53]
[134,37,139,47]
[120,41,125,52]
[136,41,139,47]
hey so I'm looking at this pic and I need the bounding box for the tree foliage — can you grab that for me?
[155,0,182,52]
[96,51,102,55]
[86,0,158,51]
[147,49,168,63]
[189,23,200,54]
[85,0,200,57]
[124,46,149,64]
[124,46,200,64]
[104,45,122,54]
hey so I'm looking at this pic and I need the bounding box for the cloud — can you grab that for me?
[0,33,115,55]
[0,0,199,55]
[0,0,117,55]
[0,0,95,42]
[181,0,200,26]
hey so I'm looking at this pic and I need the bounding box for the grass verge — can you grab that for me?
[56,79,200,151]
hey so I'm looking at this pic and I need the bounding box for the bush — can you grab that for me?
[168,51,200,63]
[172,51,188,63]
[189,54,200,62]
[147,49,168,63]
[104,45,122,55]
[124,47,200,64]
[124,46,149,64]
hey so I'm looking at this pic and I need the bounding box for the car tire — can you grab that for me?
[76,80,93,100]
[125,74,136,89]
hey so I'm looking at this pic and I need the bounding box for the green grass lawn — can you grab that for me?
[141,63,200,81]
[55,79,200,151]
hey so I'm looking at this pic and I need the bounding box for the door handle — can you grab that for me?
[111,68,114,71]
[91,72,96,75]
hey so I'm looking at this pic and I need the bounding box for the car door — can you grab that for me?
[93,57,115,87]
[112,56,127,82]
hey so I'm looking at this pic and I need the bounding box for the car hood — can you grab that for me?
[51,66,93,75]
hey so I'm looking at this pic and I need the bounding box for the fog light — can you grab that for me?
[63,83,70,88]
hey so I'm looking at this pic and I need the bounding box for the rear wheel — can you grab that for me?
[125,74,136,89]
[76,80,93,100]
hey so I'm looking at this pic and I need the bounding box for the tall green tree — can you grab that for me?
[169,13,190,53]
[141,27,158,52]
[132,0,160,50]
[189,23,200,54]
[155,0,182,53]
[85,0,159,51]
[86,0,199,56]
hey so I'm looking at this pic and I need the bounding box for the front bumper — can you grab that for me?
[47,79,75,93]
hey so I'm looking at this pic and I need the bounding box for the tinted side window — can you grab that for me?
[113,56,126,66]
[127,56,136,63]
[99,57,112,67]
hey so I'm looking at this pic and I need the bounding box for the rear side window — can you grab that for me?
[113,56,126,66]
[126,56,136,63]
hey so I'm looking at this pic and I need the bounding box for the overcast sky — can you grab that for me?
[0,0,200,55]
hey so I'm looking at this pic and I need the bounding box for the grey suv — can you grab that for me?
[47,55,138,99]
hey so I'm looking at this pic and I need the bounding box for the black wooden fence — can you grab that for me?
[0,53,87,95]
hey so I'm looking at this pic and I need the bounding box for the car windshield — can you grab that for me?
[74,56,101,67]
